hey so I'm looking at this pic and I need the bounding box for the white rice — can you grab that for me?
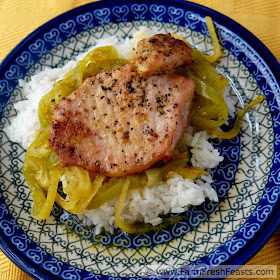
[184,129,224,169]
[4,27,234,234]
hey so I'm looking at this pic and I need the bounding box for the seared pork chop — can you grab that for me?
[49,34,195,176]
[134,34,193,78]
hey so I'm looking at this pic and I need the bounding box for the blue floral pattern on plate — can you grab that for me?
[0,1,279,279]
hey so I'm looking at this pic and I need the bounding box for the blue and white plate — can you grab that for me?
[0,0,279,279]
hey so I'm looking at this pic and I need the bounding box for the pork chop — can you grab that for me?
[134,33,193,78]
[49,34,195,176]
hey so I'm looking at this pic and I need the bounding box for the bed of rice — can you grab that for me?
[4,28,235,234]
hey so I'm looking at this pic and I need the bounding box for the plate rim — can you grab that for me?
[0,0,279,279]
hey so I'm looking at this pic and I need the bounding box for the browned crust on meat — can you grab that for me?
[133,33,193,78]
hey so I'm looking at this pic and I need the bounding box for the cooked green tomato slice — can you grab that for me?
[23,129,64,220]
[86,158,206,210]
[201,16,222,64]
[176,50,229,130]
[208,95,265,139]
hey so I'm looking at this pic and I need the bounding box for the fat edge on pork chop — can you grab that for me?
[49,34,195,176]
